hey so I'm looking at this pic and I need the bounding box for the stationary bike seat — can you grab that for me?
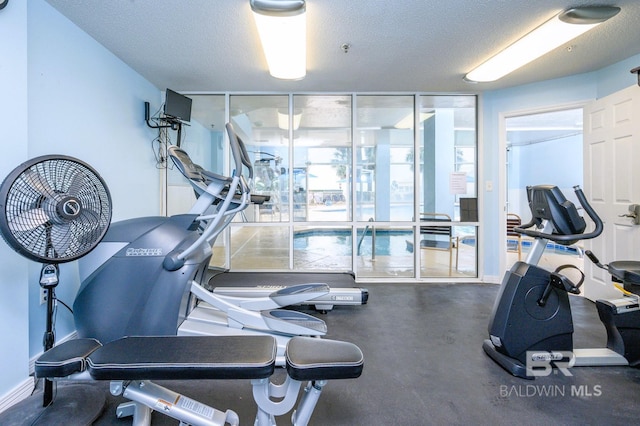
[608,261,640,286]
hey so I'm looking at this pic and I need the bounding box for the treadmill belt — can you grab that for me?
[209,272,356,288]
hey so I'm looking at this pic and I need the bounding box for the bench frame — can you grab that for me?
[35,335,363,426]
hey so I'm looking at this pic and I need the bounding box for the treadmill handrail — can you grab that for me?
[514,185,604,242]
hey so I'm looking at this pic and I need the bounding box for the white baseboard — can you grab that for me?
[28,331,78,375]
[0,376,35,415]
[482,274,501,284]
[1,332,80,415]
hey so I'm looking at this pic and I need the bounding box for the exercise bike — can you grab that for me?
[483,184,640,379]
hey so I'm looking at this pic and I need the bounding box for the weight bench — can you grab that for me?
[35,335,364,426]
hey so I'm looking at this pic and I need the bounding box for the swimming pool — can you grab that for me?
[291,227,478,277]
[293,228,412,257]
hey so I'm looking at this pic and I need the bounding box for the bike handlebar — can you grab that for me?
[514,185,604,243]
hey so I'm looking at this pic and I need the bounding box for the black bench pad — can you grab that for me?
[35,338,102,378]
[87,335,277,381]
[285,337,364,381]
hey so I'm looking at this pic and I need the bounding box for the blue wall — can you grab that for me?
[480,53,640,279]
[508,133,583,217]
[28,2,162,221]
[0,0,162,402]
[0,0,30,405]
[26,0,162,359]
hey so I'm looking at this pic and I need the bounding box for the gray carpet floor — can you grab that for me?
[3,283,640,425]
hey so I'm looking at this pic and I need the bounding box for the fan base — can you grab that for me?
[0,383,105,425]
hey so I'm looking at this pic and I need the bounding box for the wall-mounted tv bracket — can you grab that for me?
[632,66,640,87]
[145,101,184,147]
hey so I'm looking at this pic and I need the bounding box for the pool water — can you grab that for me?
[294,232,353,256]
[293,229,413,257]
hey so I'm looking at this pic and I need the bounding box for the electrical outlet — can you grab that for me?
[39,287,47,305]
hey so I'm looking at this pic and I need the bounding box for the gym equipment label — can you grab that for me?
[126,247,163,256]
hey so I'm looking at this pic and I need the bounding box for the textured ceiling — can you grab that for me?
[44,0,640,94]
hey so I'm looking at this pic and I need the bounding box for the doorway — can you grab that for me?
[503,105,585,273]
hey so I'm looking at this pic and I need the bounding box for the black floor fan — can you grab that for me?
[0,155,111,409]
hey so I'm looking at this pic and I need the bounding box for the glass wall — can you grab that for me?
[294,226,352,270]
[293,95,352,223]
[229,95,290,222]
[165,93,478,280]
[417,95,477,277]
[227,96,292,269]
[357,226,415,278]
[354,96,416,278]
[356,96,414,222]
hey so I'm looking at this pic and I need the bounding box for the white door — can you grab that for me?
[583,84,640,301]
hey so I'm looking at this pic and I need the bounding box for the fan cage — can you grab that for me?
[0,156,112,263]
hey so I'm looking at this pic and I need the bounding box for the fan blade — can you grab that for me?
[23,169,58,199]
[50,223,72,255]
[8,208,49,232]
[65,170,86,198]
[73,209,103,249]
[77,208,100,232]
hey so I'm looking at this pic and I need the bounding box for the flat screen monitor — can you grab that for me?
[164,89,192,123]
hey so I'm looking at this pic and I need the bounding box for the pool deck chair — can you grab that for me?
[419,212,459,276]
[506,213,522,261]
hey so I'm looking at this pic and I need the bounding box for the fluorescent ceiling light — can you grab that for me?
[465,6,620,83]
[277,109,302,130]
[250,0,306,80]
[394,112,435,129]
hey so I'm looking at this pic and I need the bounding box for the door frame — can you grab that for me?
[498,101,588,277]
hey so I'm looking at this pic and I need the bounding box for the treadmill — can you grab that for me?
[208,270,367,312]
[169,135,368,313]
